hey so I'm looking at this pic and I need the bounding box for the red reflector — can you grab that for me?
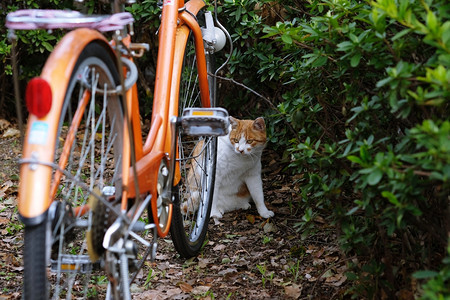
[25,77,52,118]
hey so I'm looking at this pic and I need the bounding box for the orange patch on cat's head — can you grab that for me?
[229,117,267,147]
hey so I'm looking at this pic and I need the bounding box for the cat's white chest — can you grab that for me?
[215,136,261,181]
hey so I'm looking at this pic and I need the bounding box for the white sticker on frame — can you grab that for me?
[28,121,49,145]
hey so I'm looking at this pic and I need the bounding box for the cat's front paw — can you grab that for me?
[241,202,251,210]
[210,210,223,219]
[259,209,275,219]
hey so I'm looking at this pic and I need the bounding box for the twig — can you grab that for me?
[209,73,300,141]
[209,73,277,111]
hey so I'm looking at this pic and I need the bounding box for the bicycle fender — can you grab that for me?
[19,29,114,225]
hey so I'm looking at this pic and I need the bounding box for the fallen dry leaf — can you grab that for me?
[133,287,183,300]
[285,283,302,299]
[2,128,20,138]
[218,267,237,275]
[197,258,210,268]
[0,181,14,197]
[178,282,193,293]
[263,221,278,233]
[314,215,326,224]
[191,285,210,295]
[0,119,11,132]
[325,273,347,287]
[246,214,256,224]
[271,198,284,205]
[212,244,226,251]
[313,247,325,258]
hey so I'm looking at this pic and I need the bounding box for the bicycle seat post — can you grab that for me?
[112,0,135,13]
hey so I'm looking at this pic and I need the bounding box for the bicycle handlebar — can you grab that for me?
[6,9,134,31]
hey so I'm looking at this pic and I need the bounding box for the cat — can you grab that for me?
[210,116,274,220]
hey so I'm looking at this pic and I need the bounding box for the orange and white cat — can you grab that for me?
[211,116,274,220]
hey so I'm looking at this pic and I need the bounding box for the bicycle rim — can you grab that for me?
[170,28,217,258]
[23,42,124,299]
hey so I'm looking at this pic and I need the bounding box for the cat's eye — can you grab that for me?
[246,140,253,144]
[233,138,239,143]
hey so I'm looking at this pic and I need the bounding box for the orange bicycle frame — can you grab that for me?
[18,0,211,238]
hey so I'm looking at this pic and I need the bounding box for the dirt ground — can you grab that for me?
[0,120,349,299]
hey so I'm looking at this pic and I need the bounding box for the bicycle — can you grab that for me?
[6,0,231,298]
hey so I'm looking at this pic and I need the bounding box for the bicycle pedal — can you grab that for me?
[180,107,229,136]
[51,254,96,273]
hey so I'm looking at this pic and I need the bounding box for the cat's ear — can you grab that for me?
[229,116,239,129]
[253,117,266,131]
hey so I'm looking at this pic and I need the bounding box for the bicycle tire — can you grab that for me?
[23,41,124,299]
[169,20,218,258]
[23,220,48,299]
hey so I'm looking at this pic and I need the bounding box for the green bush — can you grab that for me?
[217,0,449,297]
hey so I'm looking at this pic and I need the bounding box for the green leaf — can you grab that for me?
[281,34,293,44]
[441,21,450,47]
[426,11,438,33]
[367,169,383,185]
[398,0,409,18]
[349,33,359,44]
[392,28,411,41]
[312,55,328,67]
[381,191,400,207]
[359,145,370,162]
[360,167,375,174]
[345,272,358,281]
[351,52,362,67]
[42,41,53,52]
[235,6,241,22]
[337,41,354,52]
[347,155,363,164]
[376,77,392,88]
[413,270,438,279]
[346,206,360,216]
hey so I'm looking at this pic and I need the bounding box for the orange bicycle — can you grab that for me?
[6,0,230,298]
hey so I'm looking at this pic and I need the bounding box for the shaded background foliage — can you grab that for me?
[213,0,450,297]
[1,0,449,298]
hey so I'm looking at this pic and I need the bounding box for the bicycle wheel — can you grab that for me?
[23,42,124,299]
[169,25,218,258]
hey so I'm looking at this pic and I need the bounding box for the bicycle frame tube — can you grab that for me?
[178,9,211,109]
[127,0,182,201]
[149,0,210,156]
[154,0,211,188]
[149,0,178,154]
[182,0,211,110]
[19,29,114,225]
